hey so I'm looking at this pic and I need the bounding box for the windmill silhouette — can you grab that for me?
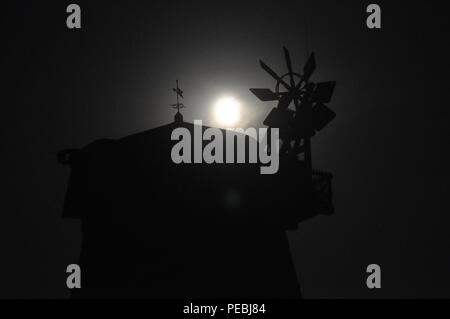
[250,47,336,179]
[55,49,336,298]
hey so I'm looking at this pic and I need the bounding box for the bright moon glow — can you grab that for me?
[213,97,241,127]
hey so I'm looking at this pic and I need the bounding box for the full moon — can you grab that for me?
[213,97,241,127]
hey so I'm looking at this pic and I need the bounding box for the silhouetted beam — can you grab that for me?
[283,46,295,87]
[303,52,316,82]
[259,60,291,90]
[249,88,279,101]
[313,81,336,103]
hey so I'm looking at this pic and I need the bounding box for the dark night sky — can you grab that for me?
[2,0,450,298]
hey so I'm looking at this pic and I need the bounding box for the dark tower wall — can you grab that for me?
[61,122,321,298]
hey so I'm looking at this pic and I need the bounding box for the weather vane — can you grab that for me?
[171,79,185,124]
[250,47,336,178]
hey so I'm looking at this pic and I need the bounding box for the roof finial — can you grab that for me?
[171,79,185,124]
